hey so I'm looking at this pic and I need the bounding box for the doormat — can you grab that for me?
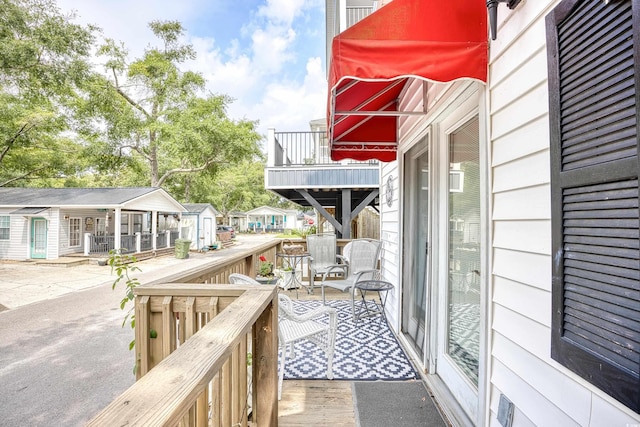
[353,381,447,427]
[282,299,418,381]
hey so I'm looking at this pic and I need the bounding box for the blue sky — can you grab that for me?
[55,0,327,138]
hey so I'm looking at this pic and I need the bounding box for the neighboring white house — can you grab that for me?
[0,187,186,260]
[182,203,218,250]
[245,206,299,232]
[326,0,639,426]
[226,211,248,232]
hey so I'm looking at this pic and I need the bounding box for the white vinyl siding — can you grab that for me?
[489,0,640,424]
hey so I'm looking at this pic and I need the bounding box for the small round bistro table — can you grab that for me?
[276,252,310,297]
[353,279,394,325]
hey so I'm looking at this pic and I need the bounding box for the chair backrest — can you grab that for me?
[229,273,260,285]
[345,239,381,280]
[277,293,295,317]
[306,234,337,270]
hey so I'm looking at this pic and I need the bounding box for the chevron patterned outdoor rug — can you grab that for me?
[282,299,419,381]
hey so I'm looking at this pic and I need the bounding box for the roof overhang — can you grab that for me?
[9,207,49,216]
[327,0,488,162]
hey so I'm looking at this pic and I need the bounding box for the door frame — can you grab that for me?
[401,134,433,371]
[428,87,489,425]
[30,217,47,259]
[397,81,490,426]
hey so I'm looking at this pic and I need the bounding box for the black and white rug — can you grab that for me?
[282,299,419,381]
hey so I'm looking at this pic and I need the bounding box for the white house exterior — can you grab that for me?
[182,203,218,250]
[0,188,186,260]
[326,0,639,426]
[245,206,299,232]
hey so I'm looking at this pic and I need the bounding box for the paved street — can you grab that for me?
[0,235,275,426]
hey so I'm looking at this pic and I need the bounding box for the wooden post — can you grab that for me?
[253,298,278,426]
[135,295,150,379]
[239,336,248,427]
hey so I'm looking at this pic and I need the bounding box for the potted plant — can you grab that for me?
[255,255,277,284]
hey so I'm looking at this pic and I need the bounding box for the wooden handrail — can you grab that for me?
[87,237,354,426]
[87,285,278,426]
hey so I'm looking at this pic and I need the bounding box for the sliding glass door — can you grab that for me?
[402,137,431,365]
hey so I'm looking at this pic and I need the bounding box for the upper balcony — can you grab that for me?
[265,129,380,208]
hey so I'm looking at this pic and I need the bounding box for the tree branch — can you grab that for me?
[0,166,48,187]
[109,68,151,121]
[0,121,38,164]
[156,158,220,187]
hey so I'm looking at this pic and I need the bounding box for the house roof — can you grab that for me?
[245,206,290,216]
[182,203,219,215]
[0,187,186,212]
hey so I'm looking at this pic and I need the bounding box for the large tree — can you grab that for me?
[81,20,262,187]
[0,0,96,186]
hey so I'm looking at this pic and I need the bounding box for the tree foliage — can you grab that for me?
[0,0,96,186]
[168,160,299,223]
[0,2,282,218]
[80,20,262,187]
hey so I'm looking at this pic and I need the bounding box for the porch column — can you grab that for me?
[267,127,276,167]
[84,233,91,256]
[341,189,352,239]
[114,208,122,251]
[151,211,158,250]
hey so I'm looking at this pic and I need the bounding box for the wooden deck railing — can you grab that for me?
[87,284,278,426]
[87,239,284,426]
[86,237,353,426]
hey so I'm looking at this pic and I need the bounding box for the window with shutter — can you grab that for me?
[546,0,639,412]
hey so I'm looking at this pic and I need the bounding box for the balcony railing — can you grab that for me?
[84,231,180,256]
[269,130,378,167]
[87,239,283,426]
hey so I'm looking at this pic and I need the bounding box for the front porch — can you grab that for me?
[87,238,446,426]
[83,230,180,256]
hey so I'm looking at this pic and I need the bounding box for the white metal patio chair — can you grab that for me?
[306,234,347,294]
[277,293,336,400]
[320,238,382,320]
[228,273,261,285]
[229,273,337,400]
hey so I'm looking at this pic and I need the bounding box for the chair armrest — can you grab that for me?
[353,269,380,282]
[335,255,348,264]
[321,264,349,281]
[282,306,337,323]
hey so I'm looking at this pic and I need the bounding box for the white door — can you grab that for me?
[203,218,213,246]
[402,137,431,367]
[434,110,483,421]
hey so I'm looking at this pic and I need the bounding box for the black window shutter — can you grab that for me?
[547,0,639,413]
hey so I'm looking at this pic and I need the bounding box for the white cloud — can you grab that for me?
[56,0,327,137]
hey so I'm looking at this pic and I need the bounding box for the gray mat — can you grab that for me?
[353,381,447,427]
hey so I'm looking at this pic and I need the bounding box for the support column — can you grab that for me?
[341,189,352,239]
[114,208,122,251]
[151,211,158,250]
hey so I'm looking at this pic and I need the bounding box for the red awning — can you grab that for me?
[327,0,488,162]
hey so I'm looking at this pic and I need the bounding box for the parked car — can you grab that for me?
[217,225,236,239]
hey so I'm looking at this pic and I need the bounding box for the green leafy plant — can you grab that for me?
[257,255,274,277]
[109,249,141,352]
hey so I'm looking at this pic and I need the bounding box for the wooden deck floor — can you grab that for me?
[275,284,374,426]
[279,380,356,426]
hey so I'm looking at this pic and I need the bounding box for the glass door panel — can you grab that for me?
[446,117,481,386]
[402,140,430,362]
[31,218,47,259]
